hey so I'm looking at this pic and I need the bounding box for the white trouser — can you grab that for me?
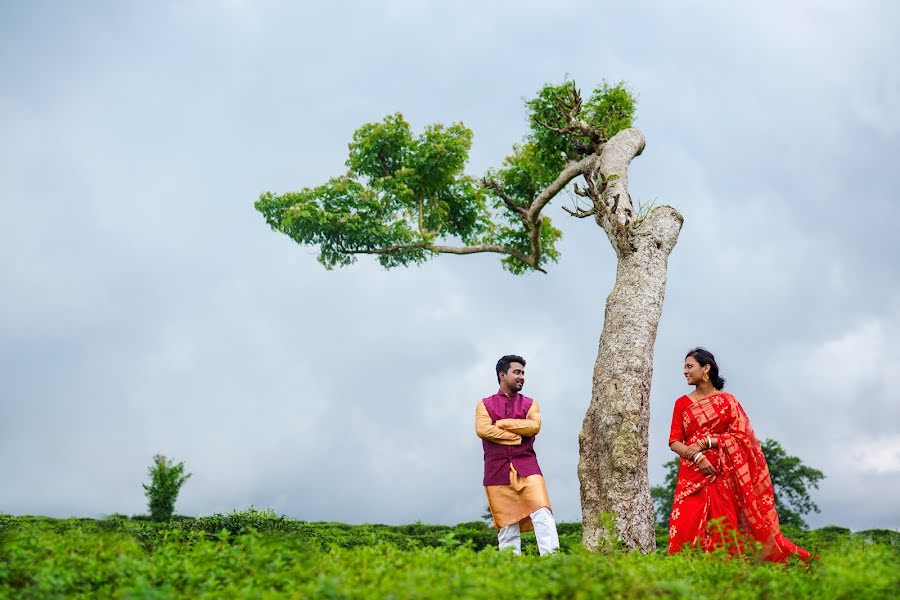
[497,506,559,556]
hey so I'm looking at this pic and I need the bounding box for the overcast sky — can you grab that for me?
[2,0,898,531]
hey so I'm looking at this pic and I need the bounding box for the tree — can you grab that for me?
[650,439,825,529]
[481,504,494,526]
[256,80,684,552]
[760,439,825,528]
[143,454,192,521]
[650,456,680,528]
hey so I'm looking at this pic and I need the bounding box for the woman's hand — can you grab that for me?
[683,442,703,461]
[697,456,716,476]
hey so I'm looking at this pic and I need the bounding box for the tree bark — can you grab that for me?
[577,128,684,552]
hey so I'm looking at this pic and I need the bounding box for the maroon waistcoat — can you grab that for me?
[481,391,542,486]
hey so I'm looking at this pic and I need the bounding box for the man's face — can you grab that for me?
[500,362,525,392]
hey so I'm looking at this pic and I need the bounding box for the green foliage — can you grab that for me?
[651,456,680,526]
[523,83,576,177]
[256,79,638,275]
[256,114,492,270]
[1,515,897,598]
[761,438,825,528]
[524,79,636,173]
[650,439,825,528]
[142,454,191,522]
[489,213,563,275]
[583,81,638,140]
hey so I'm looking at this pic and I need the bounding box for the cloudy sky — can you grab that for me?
[2,0,898,531]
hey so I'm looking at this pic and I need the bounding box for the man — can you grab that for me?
[475,354,559,555]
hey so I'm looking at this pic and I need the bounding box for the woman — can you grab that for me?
[666,347,811,562]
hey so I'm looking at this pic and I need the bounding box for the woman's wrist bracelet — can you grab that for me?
[693,451,705,464]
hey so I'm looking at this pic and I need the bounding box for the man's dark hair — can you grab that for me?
[496,355,526,383]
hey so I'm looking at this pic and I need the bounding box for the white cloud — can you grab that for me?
[854,435,900,475]
[2,1,899,531]
[768,312,900,423]
[853,68,900,136]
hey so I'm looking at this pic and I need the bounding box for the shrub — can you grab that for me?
[1,516,897,598]
[142,454,191,521]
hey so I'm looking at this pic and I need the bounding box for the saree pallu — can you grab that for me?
[667,392,810,562]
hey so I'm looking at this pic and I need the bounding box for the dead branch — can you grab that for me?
[562,205,597,219]
[573,183,589,198]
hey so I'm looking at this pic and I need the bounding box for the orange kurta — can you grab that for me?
[476,401,551,530]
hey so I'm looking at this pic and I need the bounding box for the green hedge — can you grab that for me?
[1,511,897,598]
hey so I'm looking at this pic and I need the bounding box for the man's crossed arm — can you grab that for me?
[474,401,542,445]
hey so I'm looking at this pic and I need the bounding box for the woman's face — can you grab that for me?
[683,355,709,386]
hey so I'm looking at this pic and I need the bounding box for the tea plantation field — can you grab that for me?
[1,510,896,598]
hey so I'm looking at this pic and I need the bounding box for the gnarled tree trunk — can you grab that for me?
[576,129,684,552]
[257,87,683,551]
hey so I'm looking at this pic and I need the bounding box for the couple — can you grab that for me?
[476,350,810,562]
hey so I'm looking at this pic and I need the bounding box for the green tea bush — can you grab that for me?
[1,515,896,598]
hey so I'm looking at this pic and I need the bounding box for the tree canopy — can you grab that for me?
[255,81,636,274]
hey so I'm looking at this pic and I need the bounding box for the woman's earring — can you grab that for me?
[703,373,710,383]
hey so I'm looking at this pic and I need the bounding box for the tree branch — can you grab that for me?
[482,178,527,219]
[526,154,595,222]
[532,85,604,147]
[556,83,582,121]
[341,242,546,273]
[562,205,597,219]
[556,84,605,144]
[527,216,543,271]
[417,196,424,233]
[573,119,606,144]
[532,116,571,136]
[586,128,646,253]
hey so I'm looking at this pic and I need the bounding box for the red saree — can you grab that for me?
[667,392,810,562]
